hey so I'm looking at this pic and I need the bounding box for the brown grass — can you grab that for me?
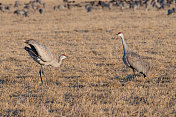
[0,0,176,116]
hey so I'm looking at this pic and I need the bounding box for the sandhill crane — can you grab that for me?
[24,39,67,84]
[115,32,150,78]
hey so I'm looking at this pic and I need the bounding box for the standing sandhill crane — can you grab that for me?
[24,39,67,84]
[115,32,150,78]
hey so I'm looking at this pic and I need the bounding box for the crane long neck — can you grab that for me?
[120,34,129,54]
[52,57,63,67]
[58,57,63,66]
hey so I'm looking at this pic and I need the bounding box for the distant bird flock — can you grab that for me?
[0,0,45,17]
[0,0,175,17]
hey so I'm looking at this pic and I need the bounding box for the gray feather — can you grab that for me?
[25,39,54,62]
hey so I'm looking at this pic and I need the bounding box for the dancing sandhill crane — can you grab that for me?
[24,39,67,84]
[115,32,150,78]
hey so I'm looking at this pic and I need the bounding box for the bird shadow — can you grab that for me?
[15,75,32,79]
[115,74,141,86]
[68,84,84,88]
[64,76,81,79]
[145,75,172,84]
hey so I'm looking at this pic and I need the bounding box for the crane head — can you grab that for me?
[112,32,123,40]
[116,32,123,37]
[60,54,67,60]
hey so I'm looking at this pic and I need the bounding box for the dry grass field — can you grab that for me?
[0,0,176,116]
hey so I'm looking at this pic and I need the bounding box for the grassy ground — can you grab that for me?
[0,0,176,116]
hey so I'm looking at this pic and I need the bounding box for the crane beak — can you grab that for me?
[112,34,119,39]
[24,40,29,44]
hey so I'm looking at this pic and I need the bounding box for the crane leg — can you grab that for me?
[39,68,43,84]
[40,65,48,84]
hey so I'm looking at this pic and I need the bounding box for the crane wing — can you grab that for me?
[25,39,54,62]
[126,52,149,74]
[25,46,41,64]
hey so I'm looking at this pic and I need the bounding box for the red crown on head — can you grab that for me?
[117,32,122,35]
[62,54,66,56]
